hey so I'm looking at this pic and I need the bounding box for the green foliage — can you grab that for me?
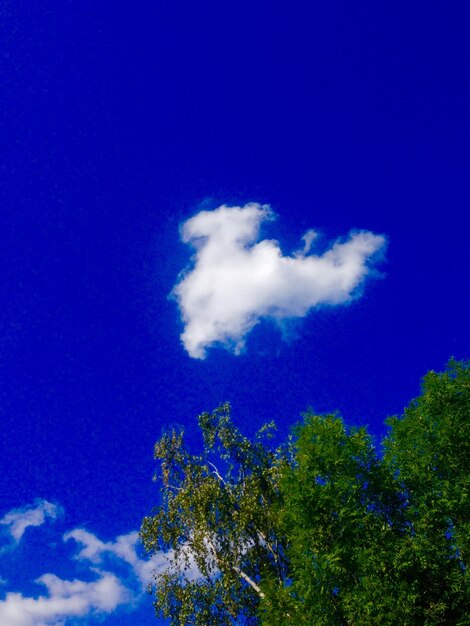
[261,413,408,625]
[140,403,289,625]
[383,360,470,624]
[261,360,470,625]
[142,362,470,625]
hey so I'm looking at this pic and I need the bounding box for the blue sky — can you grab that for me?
[1,1,469,623]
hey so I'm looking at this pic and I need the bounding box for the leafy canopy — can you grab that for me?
[141,403,290,625]
[141,361,470,625]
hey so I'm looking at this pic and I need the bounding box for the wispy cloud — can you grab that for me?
[0,501,168,626]
[66,528,201,587]
[173,203,387,358]
[0,500,62,542]
[65,528,168,589]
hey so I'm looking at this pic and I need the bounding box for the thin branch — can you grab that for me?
[207,461,227,485]
[166,484,183,492]
[256,529,279,563]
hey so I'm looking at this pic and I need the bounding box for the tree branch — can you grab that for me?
[232,564,265,599]
[206,536,265,599]
[207,461,227,485]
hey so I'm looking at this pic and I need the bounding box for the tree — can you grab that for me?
[260,412,410,625]
[261,360,469,625]
[140,403,289,625]
[383,360,470,624]
[142,362,469,625]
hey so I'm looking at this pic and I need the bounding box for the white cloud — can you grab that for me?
[173,203,387,358]
[65,528,201,586]
[0,501,62,542]
[0,572,128,626]
[64,528,168,588]
[0,502,167,626]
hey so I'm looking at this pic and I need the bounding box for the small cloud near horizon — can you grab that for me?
[172,203,387,359]
[0,500,170,626]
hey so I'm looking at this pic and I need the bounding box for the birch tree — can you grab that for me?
[140,403,289,625]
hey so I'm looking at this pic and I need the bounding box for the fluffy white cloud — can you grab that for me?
[173,203,386,358]
[0,572,127,626]
[0,500,62,542]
